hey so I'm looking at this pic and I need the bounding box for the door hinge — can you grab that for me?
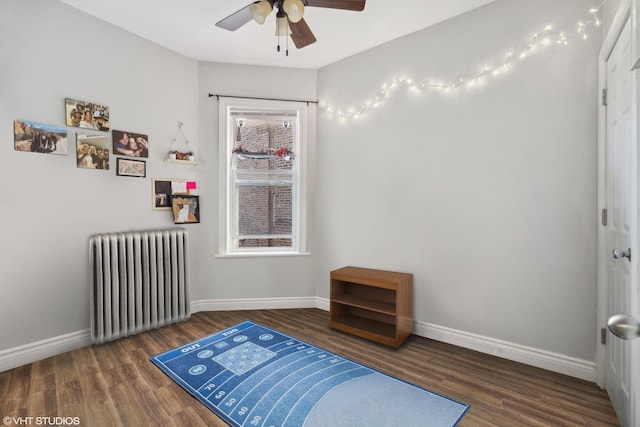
[602,208,608,226]
[602,88,608,106]
[601,327,607,344]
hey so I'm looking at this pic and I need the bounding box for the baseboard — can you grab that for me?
[314,296,330,311]
[0,329,92,373]
[286,298,595,382]
[412,320,596,382]
[191,296,321,312]
[0,297,595,382]
[0,297,321,373]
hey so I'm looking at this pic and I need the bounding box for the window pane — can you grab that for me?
[235,118,295,172]
[237,184,292,236]
[222,99,306,256]
[233,115,295,250]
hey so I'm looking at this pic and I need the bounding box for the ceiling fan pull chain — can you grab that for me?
[286,32,289,56]
[277,16,281,52]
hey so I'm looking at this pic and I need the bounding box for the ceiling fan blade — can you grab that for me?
[304,0,365,11]
[215,3,254,31]
[289,18,317,49]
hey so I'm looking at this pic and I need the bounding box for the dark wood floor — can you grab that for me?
[0,309,619,426]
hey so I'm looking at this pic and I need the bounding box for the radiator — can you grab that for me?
[89,229,191,344]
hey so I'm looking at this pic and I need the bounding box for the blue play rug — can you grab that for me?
[150,321,469,426]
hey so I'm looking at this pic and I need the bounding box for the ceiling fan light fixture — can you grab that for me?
[275,14,292,36]
[283,0,304,23]
[249,0,272,25]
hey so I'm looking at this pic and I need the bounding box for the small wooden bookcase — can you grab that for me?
[329,266,413,347]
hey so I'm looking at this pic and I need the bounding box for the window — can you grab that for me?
[218,98,308,256]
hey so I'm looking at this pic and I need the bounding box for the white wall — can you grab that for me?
[0,0,200,350]
[315,0,601,361]
[603,0,624,33]
[196,62,318,302]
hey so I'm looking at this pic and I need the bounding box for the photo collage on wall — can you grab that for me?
[12,97,200,222]
[12,98,150,175]
[152,179,199,224]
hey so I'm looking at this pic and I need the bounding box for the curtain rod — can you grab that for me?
[208,93,319,105]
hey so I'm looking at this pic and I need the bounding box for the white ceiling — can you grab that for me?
[58,0,495,69]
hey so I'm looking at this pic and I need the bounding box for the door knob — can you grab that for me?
[607,313,640,340]
[612,248,631,261]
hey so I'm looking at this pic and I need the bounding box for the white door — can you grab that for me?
[604,17,638,427]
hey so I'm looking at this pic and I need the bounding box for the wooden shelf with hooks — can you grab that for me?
[165,159,202,167]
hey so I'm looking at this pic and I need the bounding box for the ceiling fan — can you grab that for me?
[215,0,366,55]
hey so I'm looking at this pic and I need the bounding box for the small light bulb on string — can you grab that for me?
[319,1,606,121]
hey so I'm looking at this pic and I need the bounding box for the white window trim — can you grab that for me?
[217,97,309,257]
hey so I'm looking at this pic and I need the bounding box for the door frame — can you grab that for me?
[596,1,639,426]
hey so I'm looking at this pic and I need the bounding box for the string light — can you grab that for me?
[319,1,606,121]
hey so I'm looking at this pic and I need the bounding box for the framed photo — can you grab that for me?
[172,195,200,224]
[14,120,68,155]
[77,134,109,170]
[65,98,110,131]
[113,129,149,158]
[116,158,146,178]
[152,178,189,210]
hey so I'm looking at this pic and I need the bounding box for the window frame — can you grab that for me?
[218,97,308,257]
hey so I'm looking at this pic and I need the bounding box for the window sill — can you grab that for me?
[215,251,310,259]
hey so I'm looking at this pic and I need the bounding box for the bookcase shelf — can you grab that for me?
[330,266,413,347]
